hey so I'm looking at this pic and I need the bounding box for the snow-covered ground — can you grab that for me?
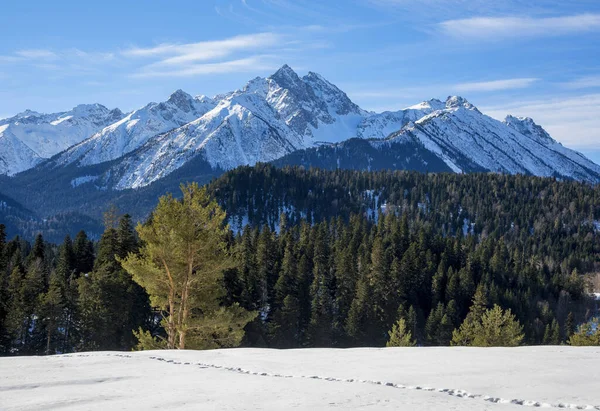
[1,347,599,410]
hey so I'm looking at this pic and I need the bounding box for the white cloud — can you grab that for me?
[439,13,600,39]
[131,56,274,78]
[123,33,285,78]
[347,77,538,102]
[481,93,600,149]
[15,49,59,60]
[122,33,281,66]
[452,78,539,92]
[562,75,600,90]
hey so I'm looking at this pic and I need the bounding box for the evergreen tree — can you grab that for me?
[565,312,576,340]
[308,224,335,347]
[568,318,600,346]
[121,183,256,350]
[0,225,8,352]
[77,215,150,351]
[456,305,524,347]
[451,284,488,346]
[73,231,94,275]
[386,317,416,347]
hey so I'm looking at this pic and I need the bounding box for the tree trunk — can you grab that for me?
[178,283,188,349]
[178,257,193,350]
[162,258,177,349]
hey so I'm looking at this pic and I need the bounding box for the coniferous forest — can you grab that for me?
[0,165,599,355]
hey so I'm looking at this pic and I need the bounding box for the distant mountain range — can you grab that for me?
[0,64,599,241]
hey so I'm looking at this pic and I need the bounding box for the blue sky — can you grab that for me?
[1,0,599,161]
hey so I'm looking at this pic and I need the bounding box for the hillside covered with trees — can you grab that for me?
[0,166,599,354]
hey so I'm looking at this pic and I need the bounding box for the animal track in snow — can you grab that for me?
[67,353,600,410]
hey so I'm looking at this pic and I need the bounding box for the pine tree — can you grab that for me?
[121,183,256,350]
[55,235,78,352]
[270,295,301,348]
[425,303,444,345]
[308,224,335,347]
[466,305,524,347]
[369,235,393,343]
[565,312,576,340]
[451,284,488,346]
[38,274,64,354]
[77,215,150,351]
[73,231,94,275]
[568,319,600,346]
[386,317,416,347]
[0,224,9,353]
[345,274,372,346]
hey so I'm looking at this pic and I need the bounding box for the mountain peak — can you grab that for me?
[407,99,445,111]
[195,94,215,104]
[504,115,554,144]
[275,63,296,75]
[168,89,192,102]
[269,64,302,86]
[445,96,477,111]
[166,89,196,111]
[72,103,109,116]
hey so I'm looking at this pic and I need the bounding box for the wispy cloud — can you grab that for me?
[122,33,280,64]
[0,48,115,66]
[15,49,59,60]
[439,13,600,40]
[0,32,287,80]
[123,33,284,78]
[562,75,600,89]
[347,77,539,103]
[481,93,600,148]
[452,78,539,92]
[131,56,275,78]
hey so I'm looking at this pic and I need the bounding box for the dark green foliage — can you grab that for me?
[1,165,599,353]
[272,138,453,174]
[77,215,150,351]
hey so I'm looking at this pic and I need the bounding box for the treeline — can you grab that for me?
[209,164,600,249]
[226,213,595,347]
[0,166,599,354]
[0,217,151,355]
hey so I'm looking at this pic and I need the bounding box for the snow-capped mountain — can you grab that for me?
[94,64,375,189]
[390,96,600,183]
[6,64,600,189]
[356,99,445,140]
[54,90,216,167]
[0,104,123,175]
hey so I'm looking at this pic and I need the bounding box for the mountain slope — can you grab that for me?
[88,67,600,190]
[0,64,598,232]
[53,90,216,168]
[273,136,454,173]
[0,105,123,175]
[82,65,375,189]
[389,97,600,182]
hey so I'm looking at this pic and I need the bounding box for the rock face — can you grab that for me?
[4,65,600,187]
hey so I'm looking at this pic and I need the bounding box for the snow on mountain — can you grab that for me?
[0,104,123,175]
[55,90,216,167]
[105,65,375,189]
[503,115,600,180]
[391,96,600,182]
[5,64,600,188]
[112,92,304,189]
[356,99,444,140]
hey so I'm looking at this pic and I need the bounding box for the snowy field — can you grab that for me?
[1,347,599,410]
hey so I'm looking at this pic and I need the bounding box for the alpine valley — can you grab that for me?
[1,64,599,241]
